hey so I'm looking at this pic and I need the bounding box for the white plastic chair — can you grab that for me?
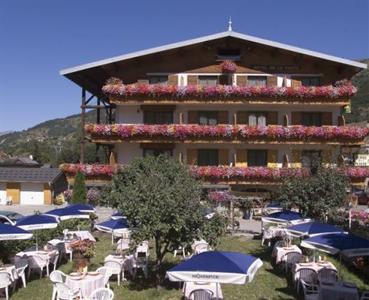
[301,279,319,300]
[104,260,122,286]
[133,252,148,278]
[194,242,209,255]
[27,254,49,278]
[189,288,213,300]
[97,267,113,289]
[89,288,114,300]
[14,258,28,288]
[50,270,67,300]
[49,251,60,272]
[55,282,80,300]
[0,272,12,300]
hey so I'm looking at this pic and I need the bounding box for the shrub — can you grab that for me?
[72,171,87,204]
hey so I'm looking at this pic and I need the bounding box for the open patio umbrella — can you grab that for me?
[67,204,95,213]
[45,205,90,221]
[286,222,344,238]
[301,233,369,257]
[167,251,263,285]
[16,214,58,250]
[95,218,130,244]
[262,210,310,225]
[0,224,33,241]
[111,211,125,220]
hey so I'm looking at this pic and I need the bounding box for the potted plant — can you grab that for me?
[70,239,95,272]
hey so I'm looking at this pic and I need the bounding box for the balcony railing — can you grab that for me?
[102,80,356,104]
[60,164,369,184]
[85,124,369,145]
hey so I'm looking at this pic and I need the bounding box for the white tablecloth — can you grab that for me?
[68,231,96,242]
[318,281,359,300]
[263,227,286,240]
[16,249,57,261]
[272,245,301,264]
[183,282,223,299]
[66,273,104,299]
[116,239,130,251]
[294,262,336,281]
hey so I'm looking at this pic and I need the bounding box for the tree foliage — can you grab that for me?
[100,155,226,281]
[72,171,87,204]
[276,167,349,220]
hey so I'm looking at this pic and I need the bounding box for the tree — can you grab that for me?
[276,167,349,221]
[72,171,87,204]
[100,155,225,283]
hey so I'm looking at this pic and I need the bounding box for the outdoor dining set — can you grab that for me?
[261,209,369,300]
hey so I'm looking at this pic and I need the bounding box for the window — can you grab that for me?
[302,150,321,173]
[248,113,267,126]
[143,111,173,124]
[198,111,218,125]
[300,77,321,87]
[302,112,322,126]
[198,149,219,166]
[247,150,268,167]
[148,75,168,84]
[247,76,267,87]
[198,76,218,87]
[143,149,172,157]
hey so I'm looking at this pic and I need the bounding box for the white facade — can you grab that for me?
[20,182,44,205]
[0,183,6,205]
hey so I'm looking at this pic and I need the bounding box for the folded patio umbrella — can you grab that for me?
[0,223,33,241]
[44,205,90,221]
[16,214,59,250]
[301,233,369,257]
[286,222,344,237]
[167,251,263,285]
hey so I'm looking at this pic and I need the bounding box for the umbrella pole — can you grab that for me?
[216,282,219,299]
[35,232,38,251]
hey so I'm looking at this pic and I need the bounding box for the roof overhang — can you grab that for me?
[60,30,367,96]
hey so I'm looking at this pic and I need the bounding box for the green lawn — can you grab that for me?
[9,233,369,300]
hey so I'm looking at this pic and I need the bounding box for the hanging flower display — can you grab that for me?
[60,164,369,182]
[85,124,369,143]
[220,60,237,73]
[102,79,357,102]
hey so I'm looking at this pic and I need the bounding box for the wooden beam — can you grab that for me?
[80,88,86,163]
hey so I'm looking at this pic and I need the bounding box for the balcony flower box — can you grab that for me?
[85,124,369,144]
[102,80,356,103]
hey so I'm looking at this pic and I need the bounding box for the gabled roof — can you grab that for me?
[0,157,40,167]
[0,167,64,184]
[60,30,367,76]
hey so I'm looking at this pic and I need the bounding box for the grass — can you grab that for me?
[8,233,369,300]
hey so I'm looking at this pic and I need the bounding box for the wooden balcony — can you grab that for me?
[85,124,369,145]
[103,82,355,105]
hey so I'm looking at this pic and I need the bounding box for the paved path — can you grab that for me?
[0,204,114,222]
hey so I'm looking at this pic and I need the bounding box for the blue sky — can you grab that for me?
[0,0,368,131]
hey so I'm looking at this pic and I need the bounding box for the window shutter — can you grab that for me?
[188,111,198,124]
[322,150,332,166]
[236,75,247,87]
[236,150,247,167]
[291,79,302,87]
[237,112,249,125]
[187,149,198,165]
[137,79,149,85]
[291,150,302,167]
[267,76,278,87]
[187,75,198,85]
[218,111,229,124]
[338,115,345,126]
[267,112,278,125]
[167,75,178,86]
[267,150,278,168]
[218,149,229,166]
[321,112,332,125]
[291,112,302,125]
